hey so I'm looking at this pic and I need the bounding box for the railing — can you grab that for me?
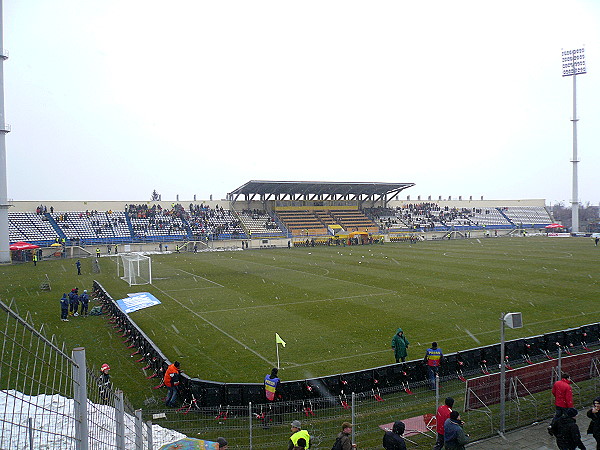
[0,299,153,449]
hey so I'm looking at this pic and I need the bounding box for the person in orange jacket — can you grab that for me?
[164,361,181,407]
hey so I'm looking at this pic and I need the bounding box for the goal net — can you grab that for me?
[119,254,152,286]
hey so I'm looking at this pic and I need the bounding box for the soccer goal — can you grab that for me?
[118,253,152,286]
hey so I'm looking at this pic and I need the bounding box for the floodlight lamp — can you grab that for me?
[503,312,523,329]
[562,47,586,77]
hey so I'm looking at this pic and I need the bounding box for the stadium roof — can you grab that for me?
[227,180,415,204]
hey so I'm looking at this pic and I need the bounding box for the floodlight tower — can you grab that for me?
[0,0,10,264]
[562,47,586,233]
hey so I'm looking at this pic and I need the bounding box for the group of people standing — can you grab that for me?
[392,328,443,390]
[550,372,600,450]
[59,288,89,321]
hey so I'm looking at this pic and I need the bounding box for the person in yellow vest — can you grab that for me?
[33,253,38,266]
[288,420,310,450]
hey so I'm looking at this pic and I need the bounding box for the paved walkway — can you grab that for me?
[468,420,596,449]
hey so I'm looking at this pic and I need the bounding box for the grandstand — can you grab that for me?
[6,182,556,254]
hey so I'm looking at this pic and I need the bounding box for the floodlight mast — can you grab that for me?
[0,0,10,264]
[562,47,586,233]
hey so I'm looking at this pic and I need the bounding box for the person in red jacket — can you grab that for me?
[434,397,454,450]
[164,361,181,407]
[552,373,574,423]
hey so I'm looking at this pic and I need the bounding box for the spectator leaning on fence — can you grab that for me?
[164,361,181,407]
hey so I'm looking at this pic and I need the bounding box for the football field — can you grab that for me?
[1,236,598,401]
[99,236,600,384]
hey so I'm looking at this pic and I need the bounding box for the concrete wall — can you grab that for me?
[10,198,548,213]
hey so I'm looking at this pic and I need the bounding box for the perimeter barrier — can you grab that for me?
[94,279,600,409]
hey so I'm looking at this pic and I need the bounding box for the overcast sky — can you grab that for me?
[3,1,600,204]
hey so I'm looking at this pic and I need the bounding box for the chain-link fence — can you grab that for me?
[2,292,600,449]
[0,299,153,449]
[144,363,600,449]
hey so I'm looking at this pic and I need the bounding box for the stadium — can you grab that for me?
[2,1,600,449]
[2,180,600,448]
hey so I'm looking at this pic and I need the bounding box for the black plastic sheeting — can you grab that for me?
[94,281,600,407]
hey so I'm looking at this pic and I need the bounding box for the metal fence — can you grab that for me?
[0,299,152,449]
[2,291,600,449]
[143,362,600,449]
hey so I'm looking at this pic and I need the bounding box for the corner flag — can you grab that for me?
[275,333,286,347]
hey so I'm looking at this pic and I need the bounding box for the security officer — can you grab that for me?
[424,342,443,390]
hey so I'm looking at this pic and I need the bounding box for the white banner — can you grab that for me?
[116,292,161,314]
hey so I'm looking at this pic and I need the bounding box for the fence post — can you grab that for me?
[558,347,562,376]
[435,373,440,409]
[115,390,125,450]
[135,409,143,450]
[28,417,34,450]
[351,392,356,445]
[72,347,89,450]
[146,421,153,450]
[249,402,253,450]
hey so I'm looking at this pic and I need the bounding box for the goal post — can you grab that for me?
[119,253,152,286]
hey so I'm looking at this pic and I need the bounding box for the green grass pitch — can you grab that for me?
[1,236,598,407]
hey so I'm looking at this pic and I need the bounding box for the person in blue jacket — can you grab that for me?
[80,290,89,317]
[60,294,69,322]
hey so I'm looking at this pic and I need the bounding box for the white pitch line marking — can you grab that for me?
[152,285,274,367]
[202,292,390,314]
[175,268,225,288]
[228,256,394,293]
[163,287,221,292]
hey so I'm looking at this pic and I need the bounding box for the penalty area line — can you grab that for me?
[175,268,225,288]
[203,292,390,314]
[152,285,274,367]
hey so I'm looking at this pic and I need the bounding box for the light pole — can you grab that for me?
[562,47,586,234]
[0,0,10,264]
[499,312,523,435]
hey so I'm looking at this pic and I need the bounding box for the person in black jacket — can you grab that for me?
[382,421,406,450]
[551,408,586,450]
[587,397,600,450]
[98,363,112,404]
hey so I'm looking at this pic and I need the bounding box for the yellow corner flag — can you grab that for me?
[275,333,286,347]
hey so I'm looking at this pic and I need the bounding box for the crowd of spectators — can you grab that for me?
[35,204,54,215]
[187,204,242,238]
[367,203,477,230]
[126,203,187,220]
[241,209,279,229]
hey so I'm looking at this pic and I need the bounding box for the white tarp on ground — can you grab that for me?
[0,390,186,449]
[116,292,161,314]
